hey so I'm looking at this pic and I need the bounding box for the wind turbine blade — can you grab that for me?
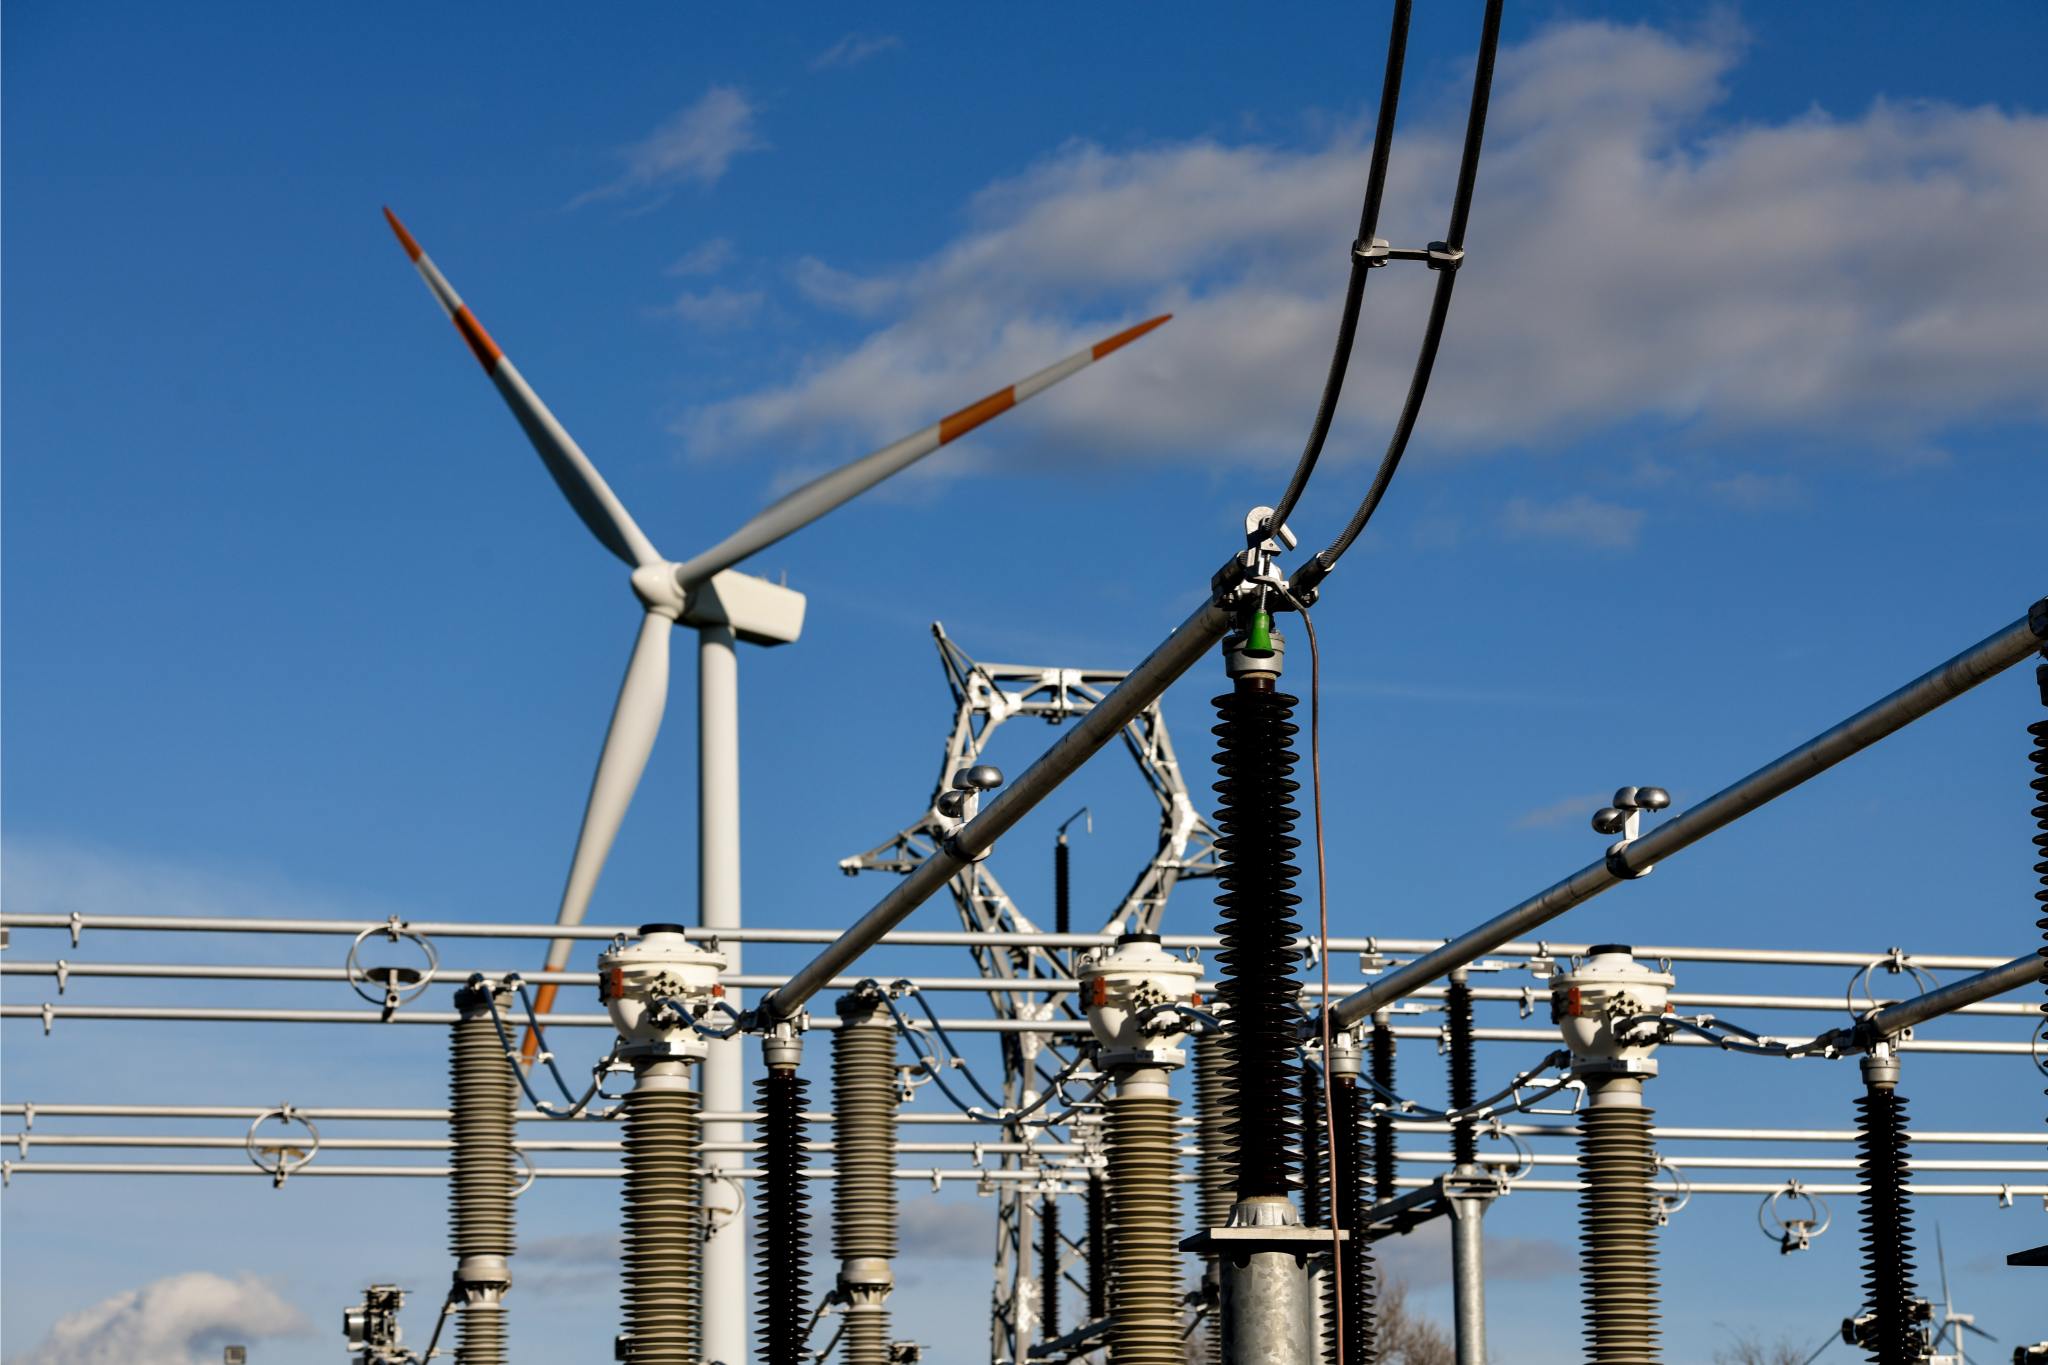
[1938,1224,1952,1308]
[520,608,674,1044]
[668,314,1172,585]
[383,208,663,570]
[1959,1322,1996,1342]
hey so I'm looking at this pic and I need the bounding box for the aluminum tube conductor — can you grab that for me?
[1855,953,2038,1043]
[761,598,1233,1021]
[1331,606,2047,1031]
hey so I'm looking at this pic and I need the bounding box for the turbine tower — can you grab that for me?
[384,207,1167,1364]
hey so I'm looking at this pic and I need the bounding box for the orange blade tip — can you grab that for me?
[382,206,424,262]
[1092,313,1171,359]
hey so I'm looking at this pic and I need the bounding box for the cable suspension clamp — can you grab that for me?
[936,764,1005,862]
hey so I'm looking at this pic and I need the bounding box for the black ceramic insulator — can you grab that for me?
[1055,838,1072,938]
[1856,1085,1920,1365]
[1371,1022,1397,1203]
[1040,1196,1062,1341]
[1327,1074,1377,1365]
[1087,1174,1109,1324]
[1211,679,1306,1199]
[1300,1062,1326,1228]
[1446,978,1477,1168]
[755,1068,810,1365]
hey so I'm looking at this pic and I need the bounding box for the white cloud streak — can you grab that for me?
[7,1272,307,1365]
[1500,493,1645,549]
[682,20,2047,482]
[575,87,765,206]
[810,33,902,72]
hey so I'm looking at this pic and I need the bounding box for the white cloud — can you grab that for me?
[1512,791,1610,830]
[670,286,765,328]
[682,20,2048,477]
[1500,493,1645,549]
[575,87,765,206]
[666,238,736,277]
[7,1272,307,1365]
[810,33,902,72]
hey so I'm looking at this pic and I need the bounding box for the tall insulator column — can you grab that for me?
[833,990,900,1365]
[1040,1194,1062,1343]
[1851,1044,1923,1365]
[1555,946,1672,1365]
[1080,933,1201,1365]
[600,925,727,1365]
[1086,1171,1109,1327]
[756,1025,811,1365]
[1444,971,1477,1169]
[450,983,516,1365]
[1300,1055,1328,1365]
[1192,1026,1236,1365]
[1325,1033,1376,1365]
[1369,1013,1397,1205]
[1197,615,1321,1364]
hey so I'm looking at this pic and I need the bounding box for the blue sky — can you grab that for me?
[4,3,2045,1362]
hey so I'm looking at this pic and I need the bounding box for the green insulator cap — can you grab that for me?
[1246,610,1275,656]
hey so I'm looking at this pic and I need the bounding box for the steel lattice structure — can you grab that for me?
[838,622,1219,1362]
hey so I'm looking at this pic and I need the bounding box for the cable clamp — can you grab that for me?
[2028,595,2047,638]
[1352,236,1392,266]
[1426,241,1465,272]
[1604,843,1649,880]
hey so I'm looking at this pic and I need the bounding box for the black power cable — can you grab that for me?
[1262,0,1414,541]
[1291,0,1507,598]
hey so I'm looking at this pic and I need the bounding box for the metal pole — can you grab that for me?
[1332,607,2047,1031]
[1855,954,2038,1042]
[1,912,2019,972]
[759,598,1233,1021]
[1446,1187,1487,1365]
[698,625,747,1365]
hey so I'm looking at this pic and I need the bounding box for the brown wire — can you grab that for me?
[1279,587,1342,1364]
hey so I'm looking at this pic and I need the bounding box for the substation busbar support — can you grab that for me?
[600,924,728,1365]
[1079,933,1201,1365]
[832,987,904,1365]
[756,1020,811,1365]
[1184,543,1333,1365]
[449,981,519,1365]
[1554,946,1672,1365]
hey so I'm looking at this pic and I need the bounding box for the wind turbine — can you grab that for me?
[384,208,1167,1364]
[1929,1226,1998,1365]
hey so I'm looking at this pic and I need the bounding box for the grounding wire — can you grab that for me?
[1273,584,1349,1363]
[1291,0,1506,598]
[1260,0,1414,543]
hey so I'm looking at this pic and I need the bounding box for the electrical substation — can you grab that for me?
[3,5,2045,1365]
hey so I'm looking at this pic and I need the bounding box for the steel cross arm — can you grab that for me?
[1328,602,2048,1032]
[756,596,1236,1023]
[1805,952,2042,1056]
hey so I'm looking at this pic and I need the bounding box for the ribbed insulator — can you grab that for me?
[2029,675,2047,1129]
[457,1307,505,1365]
[1106,1092,1183,1365]
[1328,1075,1377,1365]
[1578,1100,1659,1364]
[832,1002,899,1262]
[1856,1085,1919,1365]
[1370,1024,1397,1204]
[755,1068,810,1365]
[451,995,515,1365]
[1086,1174,1109,1325]
[1055,837,1073,938]
[623,1084,702,1365]
[1040,1196,1062,1341]
[1211,681,1305,1199]
[843,1309,888,1365]
[1301,1062,1326,1228]
[451,1005,516,1261]
[1193,1031,1238,1231]
[1445,979,1477,1169]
